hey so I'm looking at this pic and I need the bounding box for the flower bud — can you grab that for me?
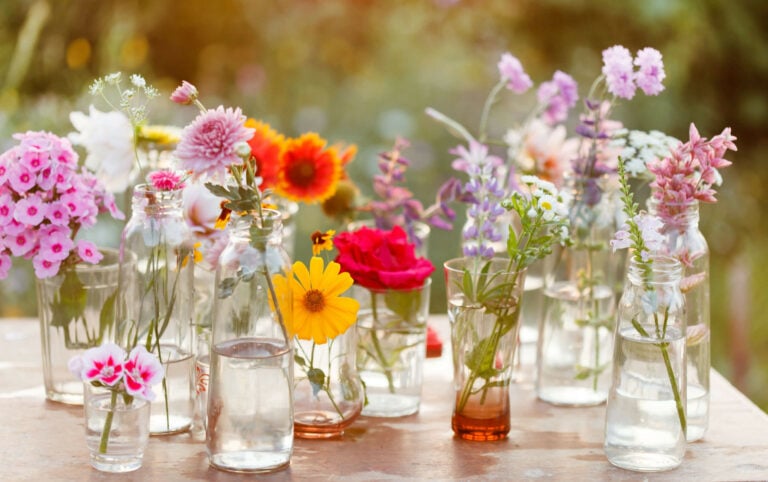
[170,80,199,105]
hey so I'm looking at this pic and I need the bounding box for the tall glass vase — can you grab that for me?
[205,209,293,473]
[537,175,621,406]
[604,255,687,472]
[37,248,124,404]
[648,199,709,442]
[444,257,526,441]
[354,279,431,417]
[293,329,364,438]
[117,184,196,435]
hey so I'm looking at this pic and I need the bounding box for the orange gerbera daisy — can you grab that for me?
[244,119,285,190]
[276,133,341,203]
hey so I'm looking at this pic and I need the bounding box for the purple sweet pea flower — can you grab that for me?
[497,52,533,94]
[634,47,666,96]
[602,45,636,100]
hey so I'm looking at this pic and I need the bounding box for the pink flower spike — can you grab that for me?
[147,169,186,191]
[123,346,164,401]
[13,195,47,226]
[32,254,61,278]
[497,52,533,94]
[170,80,199,105]
[633,47,666,96]
[0,251,11,279]
[80,343,126,386]
[77,240,103,264]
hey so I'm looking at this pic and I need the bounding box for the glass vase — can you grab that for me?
[444,257,526,441]
[354,278,431,417]
[348,219,431,257]
[117,184,196,435]
[36,248,124,405]
[537,175,621,406]
[604,255,687,472]
[206,209,293,473]
[84,383,151,473]
[649,199,710,442]
[293,329,364,438]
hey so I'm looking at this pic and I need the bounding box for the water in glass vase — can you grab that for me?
[356,313,425,417]
[451,386,510,441]
[150,345,195,434]
[206,338,293,473]
[514,273,544,385]
[604,327,686,472]
[537,281,614,406]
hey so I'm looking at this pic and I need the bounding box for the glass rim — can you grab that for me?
[354,276,432,294]
[443,256,523,276]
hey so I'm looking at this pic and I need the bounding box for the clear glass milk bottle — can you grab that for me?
[604,255,687,472]
[117,184,196,435]
[205,209,293,473]
[649,198,710,442]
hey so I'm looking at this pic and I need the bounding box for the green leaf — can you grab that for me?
[294,354,308,368]
[307,368,326,397]
[218,277,238,298]
[464,336,498,379]
[99,290,117,342]
[384,290,420,324]
[204,182,235,200]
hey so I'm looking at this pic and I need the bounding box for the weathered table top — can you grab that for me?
[1,317,767,481]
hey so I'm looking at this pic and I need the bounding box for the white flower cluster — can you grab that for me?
[610,129,679,178]
[516,175,570,243]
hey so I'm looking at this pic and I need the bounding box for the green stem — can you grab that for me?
[369,293,396,393]
[99,390,118,454]
[660,341,687,435]
[478,79,506,143]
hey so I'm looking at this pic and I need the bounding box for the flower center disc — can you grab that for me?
[287,160,316,187]
[303,289,325,312]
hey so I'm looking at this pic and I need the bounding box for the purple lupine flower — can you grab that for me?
[633,47,666,96]
[497,52,533,94]
[602,45,636,99]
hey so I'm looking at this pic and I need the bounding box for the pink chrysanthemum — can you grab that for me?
[497,52,533,94]
[147,169,186,191]
[175,106,255,180]
[634,47,666,96]
[602,45,636,100]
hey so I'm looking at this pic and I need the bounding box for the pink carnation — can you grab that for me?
[147,169,186,191]
[175,106,254,179]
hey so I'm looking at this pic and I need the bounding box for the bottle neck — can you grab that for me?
[229,209,284,245]
[131,184,183,217]
[626,255,682,287]
[647,198,700,232]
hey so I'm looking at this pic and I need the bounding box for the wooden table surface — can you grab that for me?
[1,316,767,481]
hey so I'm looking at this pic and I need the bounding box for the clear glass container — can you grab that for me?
[604,255,687,472]
[537,175,621,406]
[648,199,710,442]
[117,184,196,435]
[205,209,294,473]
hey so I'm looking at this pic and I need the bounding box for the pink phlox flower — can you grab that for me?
[45,201,71,226]
[19,141,52,174]
[8,230,36,257]
[77,240,103,264]
[0,151,11,185]
[80,343,127,386]
[2,219,25,236]
[633,47,666,96]
[13,195,47,226]
[0,193,14,226]
[147,169,186,191]
[39,230,74,262]
[602,45,636,99]
[32,254,61,278]
[0,251,11,279]
[497,52,533,94]
[170,80,199,105]
[123,346,164,401]
[8,164,36,194]
[176,106,255,180]
[59,191,89,218]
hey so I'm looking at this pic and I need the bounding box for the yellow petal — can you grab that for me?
[309,256,325,289]
[293,261,311,291]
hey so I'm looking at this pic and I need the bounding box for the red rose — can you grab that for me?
[333,225,434,291]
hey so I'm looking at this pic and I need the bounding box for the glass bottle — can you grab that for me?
[537,175,621,406]
[117,184,196,435]
[205,209,294,473]
[604,255,687,472]
[648,198,710,442]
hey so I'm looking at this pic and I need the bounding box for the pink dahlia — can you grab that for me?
[175,106,255,180]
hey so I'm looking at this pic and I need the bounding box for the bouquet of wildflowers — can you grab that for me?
[69,343,163,453]
[0,131,124,347]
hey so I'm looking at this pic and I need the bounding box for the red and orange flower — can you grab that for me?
[276,133,345,203]
[245,119,285,191]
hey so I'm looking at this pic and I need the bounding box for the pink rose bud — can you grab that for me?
[170,80,198,105]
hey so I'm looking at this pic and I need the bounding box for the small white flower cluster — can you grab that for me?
[519,175,569,222]
[610,129,679,178]
[88,72,159,129]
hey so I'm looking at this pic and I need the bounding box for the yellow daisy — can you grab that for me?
[274,257,359,344]
[310,230,335,256]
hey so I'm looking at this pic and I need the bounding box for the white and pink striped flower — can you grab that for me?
[78,343,126,387]
[123,346,164,401]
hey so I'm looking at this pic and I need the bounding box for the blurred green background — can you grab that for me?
[1,0,766,410]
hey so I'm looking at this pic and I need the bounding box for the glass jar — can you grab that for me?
[293,328,364,438]
[537,175,621,406]
[648,199,710,442]
[604,255,687,472]
[205,210,294,473]
[444,257,526,441]
[117,185,196,434]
